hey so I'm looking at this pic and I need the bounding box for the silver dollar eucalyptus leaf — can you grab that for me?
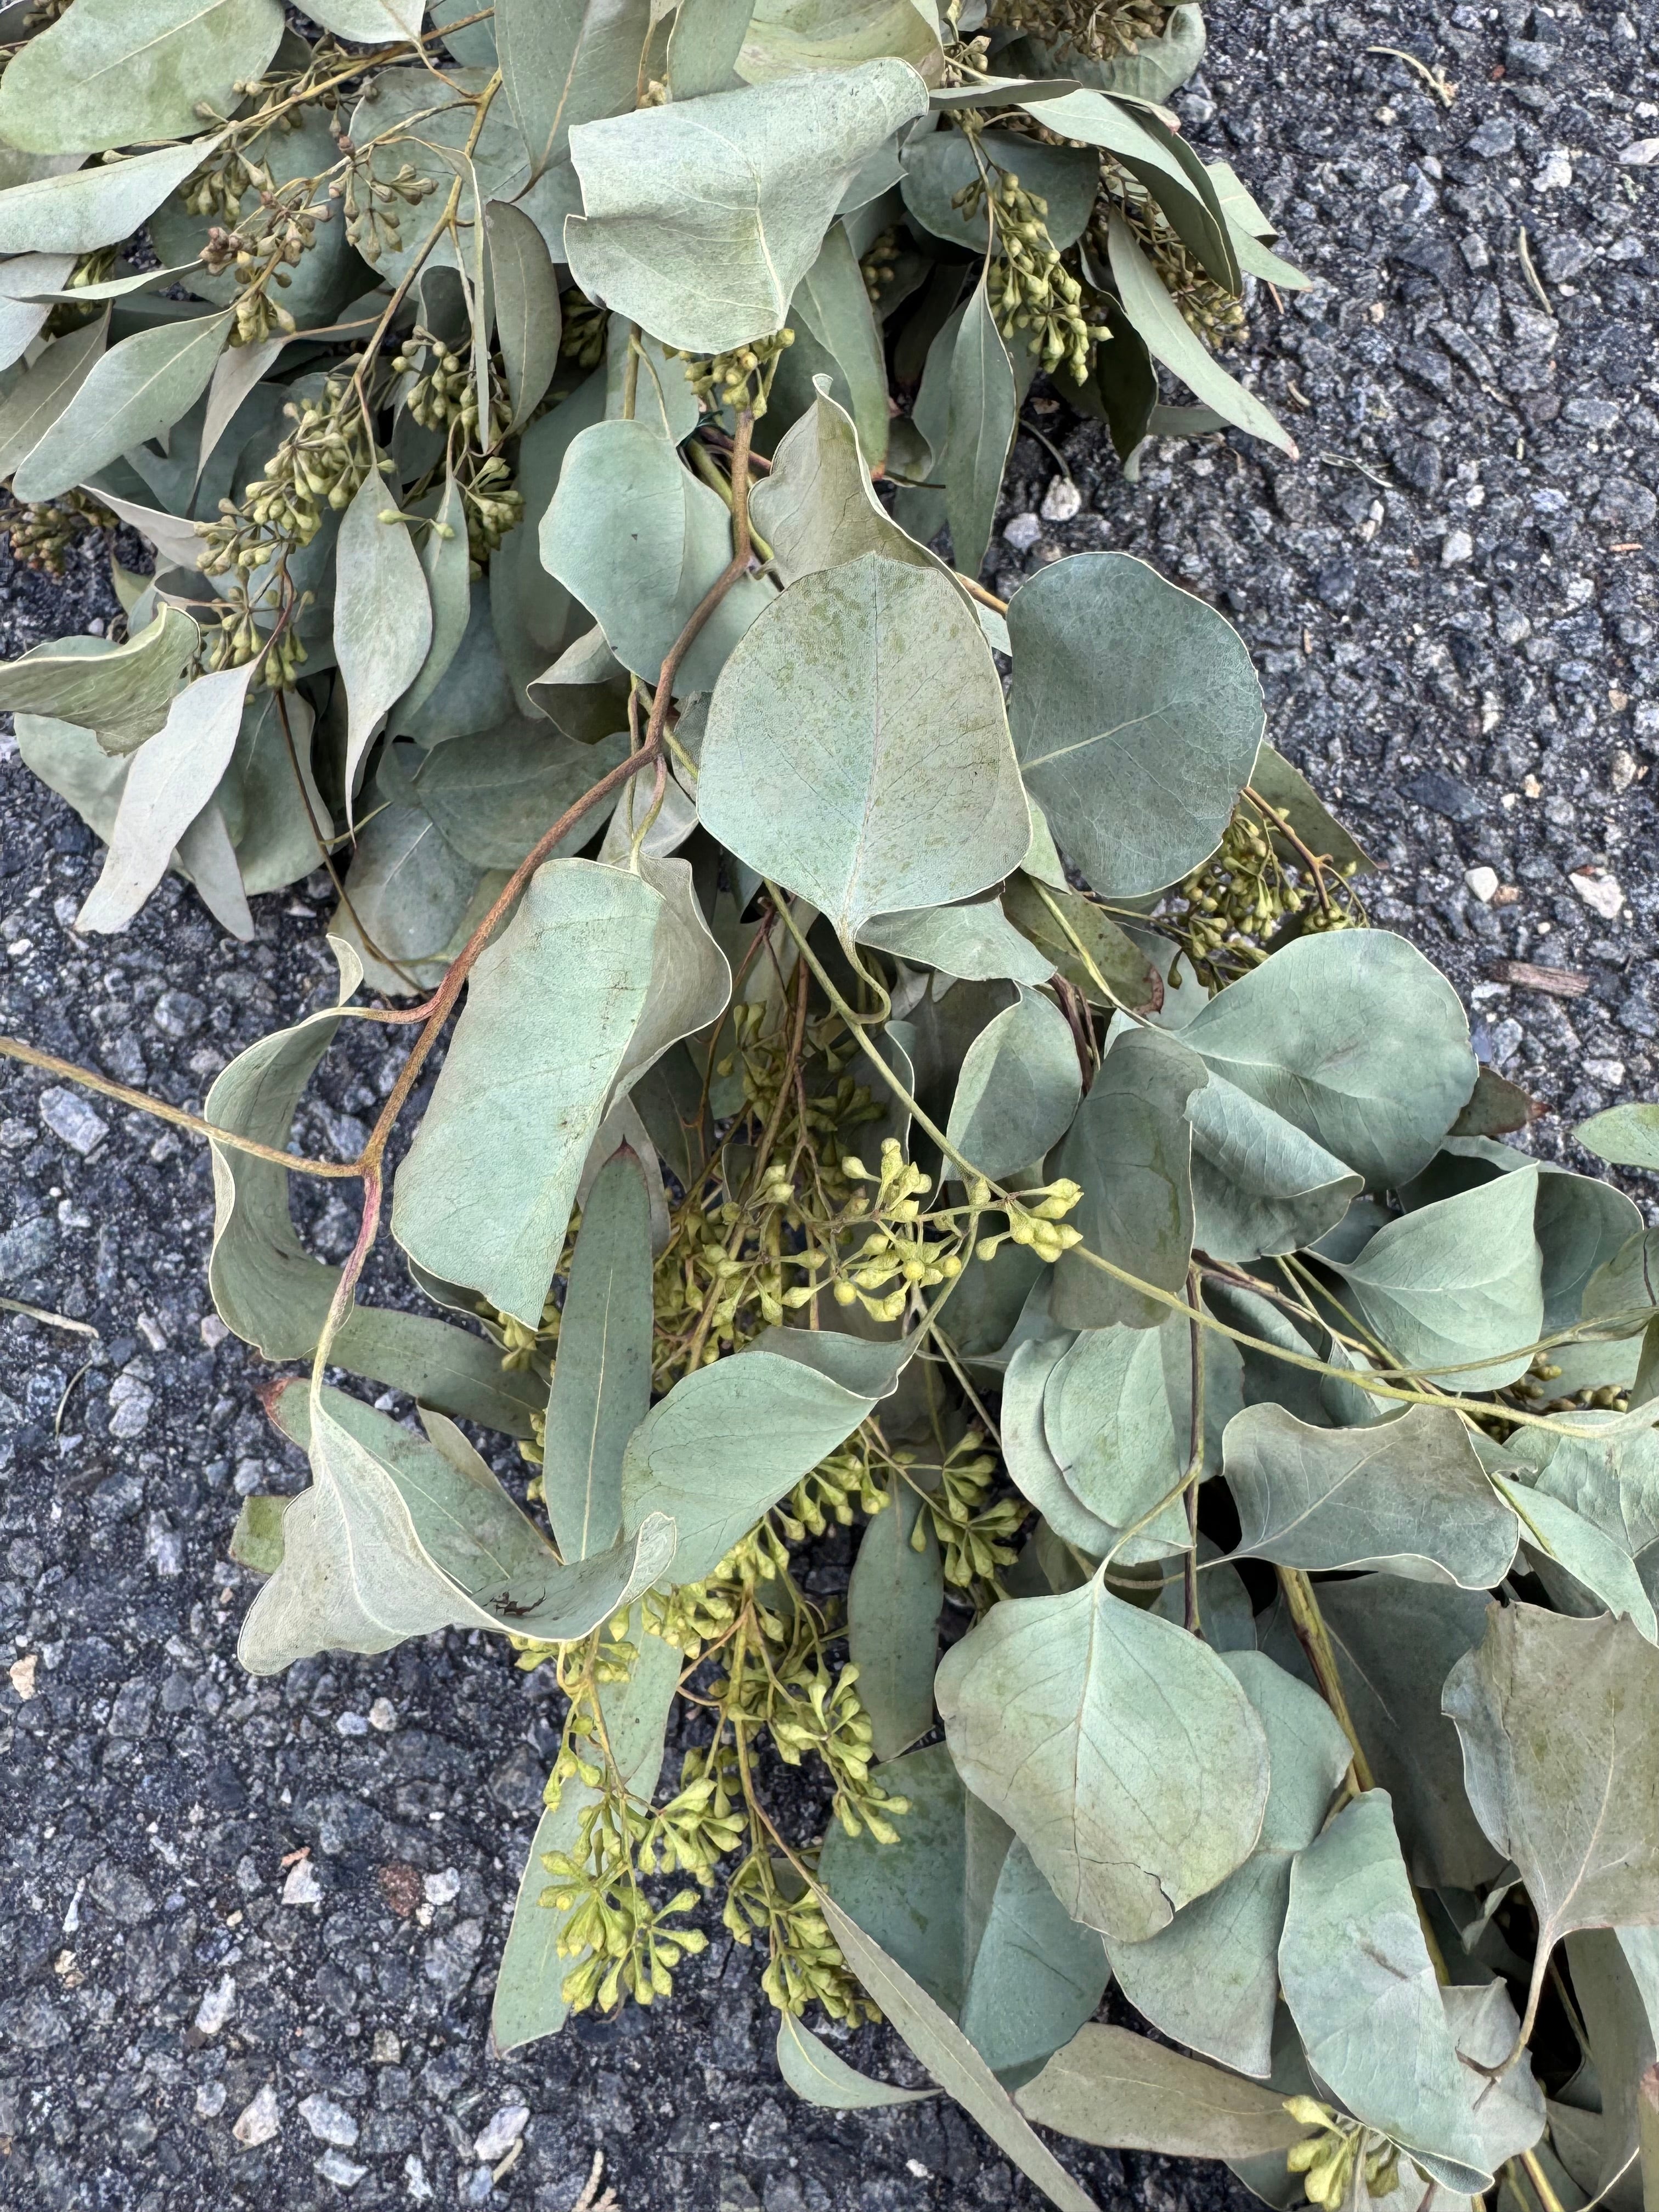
[1007,551,1264,897]
[563,60,932,354]
[698,551,1029,947]
[936,1573,1270,1942]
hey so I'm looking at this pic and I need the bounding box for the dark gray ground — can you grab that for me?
[1,3,1655,2207]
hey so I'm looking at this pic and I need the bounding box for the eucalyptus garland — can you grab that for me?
[4,7,1659,2212]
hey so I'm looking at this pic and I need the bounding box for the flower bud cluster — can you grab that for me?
[1091,170,1248,350]
[953,166,1109,381]
[668,328,795,418]
[0,486,113,578]
[1173,802,1365,988]
[986,0,1171,63]
[200,374,383,577]
[1283,2100,1403,2206]
[859,228,902,306]
[973,1176,1086,1267]
[331,150,438,266]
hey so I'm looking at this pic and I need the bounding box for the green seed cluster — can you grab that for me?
[955,168,1109,381]
[1093,167,1248,351]
[668,328,795,419]
[200,578,314,685]
[1284,2101,1403,2206]
[0,486,114,578]
[1172,803,1365,988]
[859,227,902,306]
[987,0,1171,61]
[200,374,384,577]
[202,179,329,347]
[331,153,437,266]
[560,290,608,369]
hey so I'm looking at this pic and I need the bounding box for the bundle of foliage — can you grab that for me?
[5,8,1659,2212]
[0,0,1305,947]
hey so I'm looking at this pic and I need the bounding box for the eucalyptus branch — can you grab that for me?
[0,1032,358,1178]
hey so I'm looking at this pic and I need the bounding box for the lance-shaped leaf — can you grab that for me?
[936,1575,1271,1942]
[1260,1573,1504,1891]
[204,948,542,1435]
[0,313,108,480]
[493,1612,682,2053]
[698,552,1029,946]
[487,199,562,433]
[1007,552,1265,896]
[0,138,223,255]
[0,0,283,155]
[1578,1103,1659,1174]
[1331,1167,1544,1392]
[776,2016,934,2111]
[398,476,472,723]
[751,380,949,589]
[12,308,233,503]
[847,1485,942,1763]
[1225,1403,1520,1588]
[242,1383,675,1674]
[1564,1927,1659,2208]
[819,1743,1109,2082]
[563,59,932,355]
[1185,1073,1363,1263]
[817,1895,1102,2212]
[791,221,890,470]
[619,1342,886,1585]
[1034,91,1235,289]
[1107,212,1295,456]
[1279,1791,1500,2192]
[1109,1651,1356,2078]
[1443,1602,1659,2045]
[944,276,1017,579]
[496,0,647,179]
[0,604,196,754]
[541,1148,653,1564]
[540,416,771,695]
[945,986,1081,1183]
[0,251,74,374]
[77,662,255,934]
[336,471,433,814]
[1001,874,1164,1012]
[860,899,1056,987]
[178,798,251,940]
[1049,1024,1205,1331]
[1182,930,1479,1190]
[393,859,664,1326]
[1016,2023,1313,2160]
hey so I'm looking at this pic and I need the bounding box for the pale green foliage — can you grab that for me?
[0,13,1646,2209]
